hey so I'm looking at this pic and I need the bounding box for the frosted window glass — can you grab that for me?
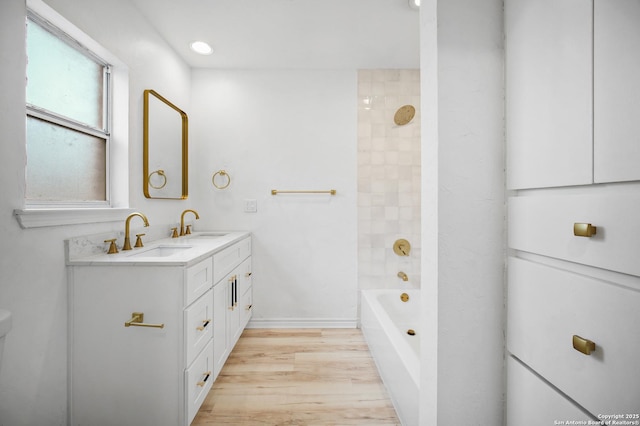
[26,117,106,202]
[26,18,104,130]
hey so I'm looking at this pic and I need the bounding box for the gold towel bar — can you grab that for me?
[271,189,336,195]
[124,312,165,329]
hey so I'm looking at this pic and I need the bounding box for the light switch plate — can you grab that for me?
[244,199,257,213]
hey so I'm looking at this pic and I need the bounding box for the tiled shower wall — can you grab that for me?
[357,69,421,290]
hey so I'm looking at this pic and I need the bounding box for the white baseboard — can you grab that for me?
[246,317,358,329]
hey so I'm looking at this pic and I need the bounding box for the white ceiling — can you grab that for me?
[130,0,420,69]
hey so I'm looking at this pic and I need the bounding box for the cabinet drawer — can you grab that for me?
[185,289,213,367]
[185,340,213,425]
[507,257,640,415]
[237,257,252,298]
[509,193,640,277]
[186,258,213,306]
[507,356,589,425]
[213,237,251,283]
[240,288,252,329]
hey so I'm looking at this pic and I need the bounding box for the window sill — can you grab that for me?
[14,207,134,229]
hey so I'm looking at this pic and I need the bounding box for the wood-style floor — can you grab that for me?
[192,328,401,425]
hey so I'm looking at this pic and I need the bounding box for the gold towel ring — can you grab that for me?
[212,170,231,189]
[148,169,167,189]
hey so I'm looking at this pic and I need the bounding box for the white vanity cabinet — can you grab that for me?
[67,233,251,426]
[506,0,640,190]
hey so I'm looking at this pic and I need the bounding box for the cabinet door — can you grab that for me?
[506,0,593,189]
[212,279,228,380]
[594,0,640,183]
[226,271,241,350]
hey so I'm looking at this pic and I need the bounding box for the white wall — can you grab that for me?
[0,1,191,424]
[419,0,506,424]
[189,69,358,326]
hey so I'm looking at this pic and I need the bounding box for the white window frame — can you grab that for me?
[15,0,131,228]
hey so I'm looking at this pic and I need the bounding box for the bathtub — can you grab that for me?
[360,289,420,425]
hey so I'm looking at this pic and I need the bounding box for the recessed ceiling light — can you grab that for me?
[190,41,213,55]
[409,0,420,9]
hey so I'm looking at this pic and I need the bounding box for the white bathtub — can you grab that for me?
[360,289,420,425]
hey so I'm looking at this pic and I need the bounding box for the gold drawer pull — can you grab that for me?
[196,319,211,331]
[573,335,596,355]
[124,312,165,329]
[573,223,597,237]
[196,371,212,387]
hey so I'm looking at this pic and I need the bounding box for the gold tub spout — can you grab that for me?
[180,209,200,236]
[397,271,408,282]
[123,212,150,250]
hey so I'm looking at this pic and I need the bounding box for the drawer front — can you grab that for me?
[237,257,252,298]
[186,258,213,306]
[509,193,640,277]
[185,340,213,425]
[240,287,252,329]
[213,237,251,283]
[507,257,640,415]
[185,289,213,367]
[507,356,589,426]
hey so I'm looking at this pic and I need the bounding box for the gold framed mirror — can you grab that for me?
[143,89,188,199]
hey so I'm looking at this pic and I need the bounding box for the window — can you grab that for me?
[26,13,110,205]
[16,0,131,228]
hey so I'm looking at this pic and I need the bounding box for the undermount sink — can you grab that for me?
[188,232,228,239]
[128,245,193,258]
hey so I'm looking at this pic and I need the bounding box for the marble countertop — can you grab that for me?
[66,231,250,267]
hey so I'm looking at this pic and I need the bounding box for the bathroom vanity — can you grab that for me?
[66,231,251,426]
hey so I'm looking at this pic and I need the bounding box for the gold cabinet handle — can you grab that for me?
[196,319,211,331]
[196,371,212,387]
[245,304,252,311]
[573,335,596,355]
[124,312,165,329]
[574,223,597,237]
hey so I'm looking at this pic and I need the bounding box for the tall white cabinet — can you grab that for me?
[506,0,640,422]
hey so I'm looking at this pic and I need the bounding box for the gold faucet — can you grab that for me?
[123,212,150,250]
[180,209,200,236]
[397,271,408,282]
